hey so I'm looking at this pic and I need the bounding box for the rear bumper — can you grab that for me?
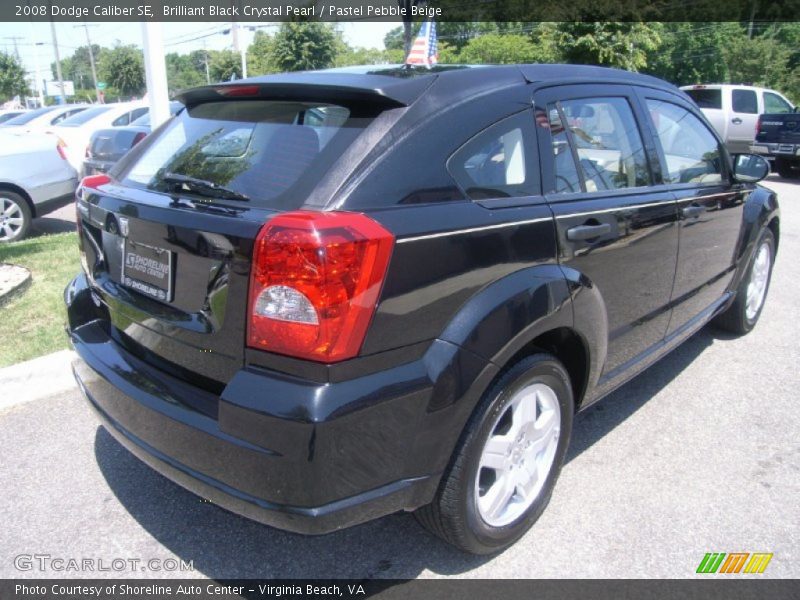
[750,142,800,159]
[65,273,492,534]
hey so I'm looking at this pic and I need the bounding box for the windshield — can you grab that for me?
[685,89,722,110]
[2,106,58,126]
[118,100,370,210]
[58,106,113,127]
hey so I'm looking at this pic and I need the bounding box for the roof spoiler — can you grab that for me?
[176,75,435,110]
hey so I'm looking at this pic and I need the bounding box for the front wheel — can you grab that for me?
[415,354,574,554]
[714,228,775,335]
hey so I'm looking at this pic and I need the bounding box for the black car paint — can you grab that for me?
[65,65,779,534]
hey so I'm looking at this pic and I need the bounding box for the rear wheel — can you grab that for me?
[415,354,574,554]
[775,158,799,179]
[714,228,775,335]
[0,192,32,243]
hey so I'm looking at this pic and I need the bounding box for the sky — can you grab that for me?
[0,21,398,83]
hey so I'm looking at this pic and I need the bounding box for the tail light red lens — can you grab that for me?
[56,138,68,160]
[132,131,147,146]
[77,173,111,201]
[247,211,394,363]
[756,115,762,136]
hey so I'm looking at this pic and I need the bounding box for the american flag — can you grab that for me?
[405,20,439,68]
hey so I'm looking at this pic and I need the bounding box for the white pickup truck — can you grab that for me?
[680,84,795,154]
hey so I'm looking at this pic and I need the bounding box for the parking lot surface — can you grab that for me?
[0,177,797,579]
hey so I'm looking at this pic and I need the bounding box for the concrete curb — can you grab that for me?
[0,349,77,411]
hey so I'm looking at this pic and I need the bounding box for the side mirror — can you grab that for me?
[732,154,770,183]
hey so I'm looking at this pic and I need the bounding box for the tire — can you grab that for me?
[714,228,775,335]
[0,191,32,243]
[775,158,799,179]
[415,353,574,554]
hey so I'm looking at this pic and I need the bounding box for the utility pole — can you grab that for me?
[49,16,66,104]
[4,36,23,61]
[76,23,101,103]
[202,40,210,84]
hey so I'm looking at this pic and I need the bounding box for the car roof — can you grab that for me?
[178,64,679,109]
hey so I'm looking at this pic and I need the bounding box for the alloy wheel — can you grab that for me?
[475,382,561,527]
[0,197,26,241]
[745,241,771,321]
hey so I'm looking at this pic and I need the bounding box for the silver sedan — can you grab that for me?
[0,131,78,242]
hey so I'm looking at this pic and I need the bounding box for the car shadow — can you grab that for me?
[94,327,722,579]
[29,216,76,237]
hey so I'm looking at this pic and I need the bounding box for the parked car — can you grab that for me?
[0,109,27,124]
[0,104,89,133]
[680,84,795,154]
[83,101,184,176]
[0,131,78,242]
[751,109,800,178]
[49,102,148,173]
[66,65,778,554]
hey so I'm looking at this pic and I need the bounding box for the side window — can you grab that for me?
[112,113,131,126]
[543,97,650,194]
[645,99,723,185]
[447,111,538,200]
[50,112,68,125]
[732,89,758,114]
[764,92,793,114]
[541,104,582,194]
[131,107,148,122]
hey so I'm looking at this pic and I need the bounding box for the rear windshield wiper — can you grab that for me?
[162,172,250,202]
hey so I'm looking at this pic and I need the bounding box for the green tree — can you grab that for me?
[209,49,241,82]
[644,23,740,86]
[0,52,28,100]
[271,23,339,72]
[722,34,792,90]
[334,46,391,68]
[99,45,144,97]
[555,22,662,71]
[165,52,205,94]
[247,30,277,76]
[458,34,539,64]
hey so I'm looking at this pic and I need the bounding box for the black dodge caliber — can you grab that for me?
[65,64,779,554]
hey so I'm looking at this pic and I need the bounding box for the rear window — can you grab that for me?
[59,106,113,127]
[684,88,722,110]
[2,106,57,126]
[119,100,369,209]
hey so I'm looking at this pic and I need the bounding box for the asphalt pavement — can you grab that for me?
[0,176,797,580]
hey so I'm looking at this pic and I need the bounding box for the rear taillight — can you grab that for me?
[56,138,68,160]
[247,211,394,363]
[132,131,147,146]
[77,173,111,201]
[756,115,762,136]
[216,85,260,97]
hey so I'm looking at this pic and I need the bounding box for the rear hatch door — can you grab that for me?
[76,91,386,396]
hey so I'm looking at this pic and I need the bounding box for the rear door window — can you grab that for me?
[684,88,722,109]
[732,89,758,114]
[119,100,372,209]
[545,97,650,193]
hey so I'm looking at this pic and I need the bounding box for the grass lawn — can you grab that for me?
[0,232,80,367]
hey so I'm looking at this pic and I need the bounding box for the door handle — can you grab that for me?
[731,117,743,124]
[682,204,705,219]
[566,222,612,241]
